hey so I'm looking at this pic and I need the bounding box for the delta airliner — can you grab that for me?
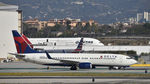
[11,30,137,70]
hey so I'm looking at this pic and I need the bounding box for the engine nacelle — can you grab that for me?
[79,62,92,69]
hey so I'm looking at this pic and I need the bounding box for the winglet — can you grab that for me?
[45,51,52,59]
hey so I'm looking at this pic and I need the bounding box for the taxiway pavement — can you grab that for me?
[0,61,150,83]
[0,61,150,73]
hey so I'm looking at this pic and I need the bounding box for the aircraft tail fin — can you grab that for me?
[22,34,33,48]
[12,30,39,53]
[74,38,84,52]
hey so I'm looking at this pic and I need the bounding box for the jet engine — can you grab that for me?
[78,62,92,69]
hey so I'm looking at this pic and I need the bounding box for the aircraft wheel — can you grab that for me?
[109,66,113,70]
[123,66,126,70]
[118,67,121,70]
[70,65,77,70]
[92,65,96,69]
[47,66,50,70]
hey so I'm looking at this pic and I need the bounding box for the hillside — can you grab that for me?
[0,0,150,24]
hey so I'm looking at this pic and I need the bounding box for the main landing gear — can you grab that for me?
[109,66,126,70]
[70,65,77,70]
[47,66,50,70]
[92,65,96,69]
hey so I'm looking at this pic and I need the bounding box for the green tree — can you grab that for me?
[42,27,51,37]
[143,23,150,29]
[66,20,71,30]
[23,23,39,37]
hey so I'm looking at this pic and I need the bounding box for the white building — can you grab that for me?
[137,13,143,22]
[144,12,149,21]
[137,12,150,23]
[148,13,150,22]
[0,3,19,60]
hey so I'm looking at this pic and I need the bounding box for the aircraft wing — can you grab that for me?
[58,59,80,64]
[45,51,86,65]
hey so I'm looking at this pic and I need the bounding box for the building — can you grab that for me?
[39,21,47,30]
[24,19,41,30]
[88,19,95,26]
[129,17,136,24]
[70,21,78,28]
[25,18,83,29]
[81,21,86,27]
[137,12,150,23]
[17,10,22,34]
[149,13,150,22]
[137,13,143,23]
[47,20,56,27]
[144,12,149,21]
[0,3,19,60]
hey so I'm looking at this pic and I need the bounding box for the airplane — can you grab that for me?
[28,37,104,53]
[11,30,137,70]
[28,37,104,47]
[22,34,84,53]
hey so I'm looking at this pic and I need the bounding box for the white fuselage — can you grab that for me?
[20,53,137,67]
[28,37,104,47]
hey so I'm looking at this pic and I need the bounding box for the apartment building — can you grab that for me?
[24,18,97,30]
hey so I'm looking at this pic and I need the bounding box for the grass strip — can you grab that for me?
[0,72,150,77]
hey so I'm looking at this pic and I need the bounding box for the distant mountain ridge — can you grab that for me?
[0,0,150,24]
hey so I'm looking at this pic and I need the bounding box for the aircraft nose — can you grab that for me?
[132,59,137,64]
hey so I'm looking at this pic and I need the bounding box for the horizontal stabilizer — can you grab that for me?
[9,53,25,58]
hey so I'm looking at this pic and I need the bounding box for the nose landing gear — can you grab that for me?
[109,66,126,70]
